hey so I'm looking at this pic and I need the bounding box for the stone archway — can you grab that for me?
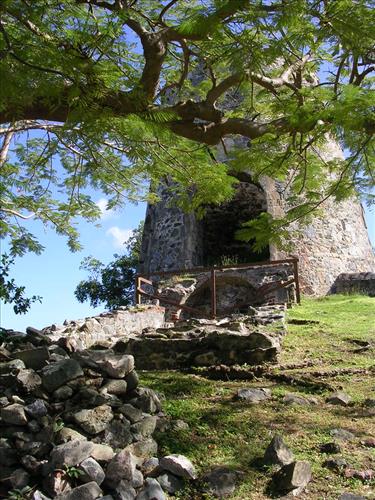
[183,274,263,317]
[200,174,270,266]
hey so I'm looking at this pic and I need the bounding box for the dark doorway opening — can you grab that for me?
[201,176,270,266]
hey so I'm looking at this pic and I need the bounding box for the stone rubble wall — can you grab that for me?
[330,272,375,297]
[44,305,166,351]
[119,306,286,370]
[41,303,286,370]
[0,328,168,498]
[138,138,375,296]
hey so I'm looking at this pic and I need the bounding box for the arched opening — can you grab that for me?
[183,275,263,317]
[200,174,270,266]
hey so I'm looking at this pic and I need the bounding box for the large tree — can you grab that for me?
[1,0,374,256]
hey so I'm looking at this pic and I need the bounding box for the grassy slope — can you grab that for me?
[140,295,375,499]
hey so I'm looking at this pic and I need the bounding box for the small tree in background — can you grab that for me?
[0,253,41,314]
[75,222,143,310]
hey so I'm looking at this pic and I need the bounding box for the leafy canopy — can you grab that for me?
[0,0,374,254]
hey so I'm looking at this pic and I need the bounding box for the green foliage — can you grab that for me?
[0,253,42,314]
[0,0,374,258]
[7,487,32,500]
[63,465,84,480]
[75,221,143,309]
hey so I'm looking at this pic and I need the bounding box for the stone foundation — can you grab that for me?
[331,272,375,297]
[44,305,166,351]
[115,306,286,370]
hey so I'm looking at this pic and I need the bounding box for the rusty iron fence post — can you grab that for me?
[292,258,301,304]
[210,267,217,319]
[135,276,141,305]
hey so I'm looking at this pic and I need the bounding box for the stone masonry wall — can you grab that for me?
[331,272,375,296]
[45,305,165,351]
[139,139,375,295]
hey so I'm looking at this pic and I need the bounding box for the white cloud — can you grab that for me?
[106,226,133,249]
[96,198,115,220]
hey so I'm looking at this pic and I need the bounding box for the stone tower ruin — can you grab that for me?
[139,139,374,296]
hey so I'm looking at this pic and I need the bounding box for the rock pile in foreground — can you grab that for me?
[0,329,196,499]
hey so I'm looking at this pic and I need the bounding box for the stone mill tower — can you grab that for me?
[139,138,375,296]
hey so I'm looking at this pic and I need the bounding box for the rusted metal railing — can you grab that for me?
[135,257,300,320]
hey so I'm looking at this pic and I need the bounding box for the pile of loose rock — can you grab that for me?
[0,328,197,499]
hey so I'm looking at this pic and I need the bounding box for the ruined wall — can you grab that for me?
[270,140,375,295]
[139,141,374,295]
[138,181,202,274]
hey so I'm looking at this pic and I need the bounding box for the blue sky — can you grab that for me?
[1,198,146,331]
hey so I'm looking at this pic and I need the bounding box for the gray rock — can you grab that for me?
[157,472,184,494]
[125,370,139,391]
[0,441,18,466]
[73,404,113,435]
[8,467,30,489]
[125,439,158,461]
[43,471,72,497]
[90,443,115,462]
[283,393,314,406]
[130,388,162,414]
[274,461,312,493]
[338,494,366,500]
[172,419,189,431]
[106,449,137,483]
[21,454,42,474]
[0,359,26,374]
[320,442,341,454]
[142,457,160,476]
[101,379,128,395]
[326,391,351,406]
[114,481,137,500]
[119,404,143,423]
[55,481,102,500]
[16,368,42,393]
[1,403,28,425]
[264,435,294,466]
[11,346,50,370]
[25,399,48,419]
[32,490,52,500]
[132,468,145,489]
[0,397,9,407]
[79,457,105,485]
[136,478,166,500]
[76,350,134,379]
[42,359,83,392]
[70,387,106,409]
[159,454,196,480]
[50,439,94,468]
[236,387,271,403]
[56,427,87,444]
[103,419,133,448]
[53,385,73,401]
[330,428,355,441]
[200,466,240,498]
[323,457,348,470]
[131,416,157,439]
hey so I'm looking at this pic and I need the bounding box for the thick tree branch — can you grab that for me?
[169,117,288,145]
[0,129,14,168]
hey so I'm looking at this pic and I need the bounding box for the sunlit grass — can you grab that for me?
[139,295,375,499]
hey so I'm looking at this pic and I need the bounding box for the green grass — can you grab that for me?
[139,295,375,499]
